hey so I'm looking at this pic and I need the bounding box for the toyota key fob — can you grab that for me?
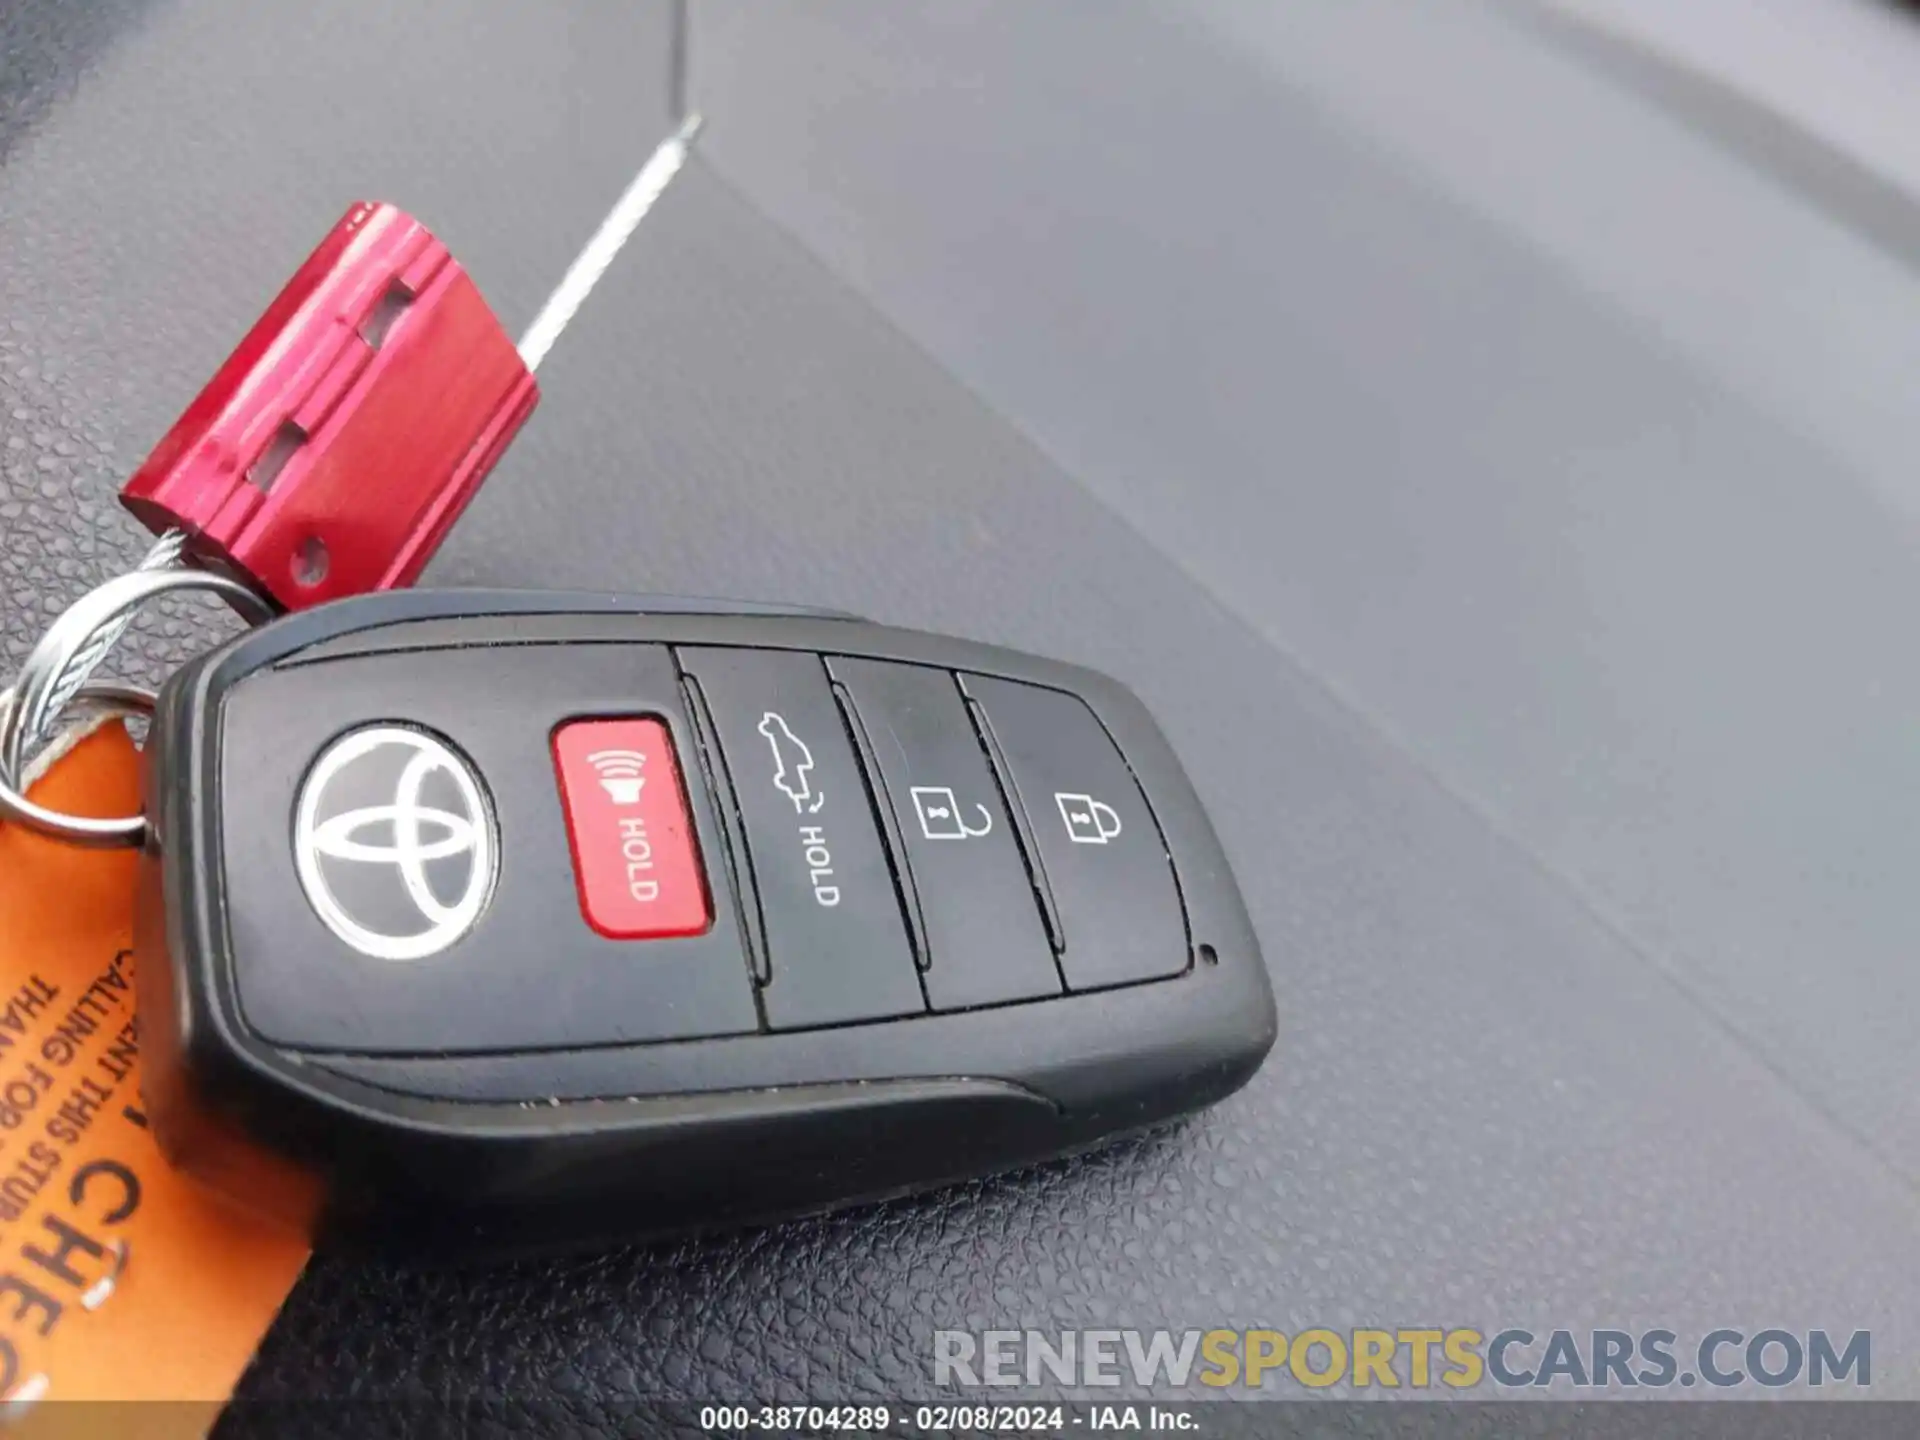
[134,590,1275,1254]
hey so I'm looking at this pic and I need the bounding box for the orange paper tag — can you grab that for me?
[0,723,309,1434]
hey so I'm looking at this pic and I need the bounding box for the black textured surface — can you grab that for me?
[6,0,1920,1425]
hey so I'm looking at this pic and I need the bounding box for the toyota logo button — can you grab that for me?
[292,725,497,961]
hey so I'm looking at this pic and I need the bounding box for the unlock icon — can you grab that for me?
[910,786,994,840]
[1055,792,1123,845]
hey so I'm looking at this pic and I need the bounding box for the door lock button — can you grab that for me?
[962,675,1189,990]
[829,658,1061,1010]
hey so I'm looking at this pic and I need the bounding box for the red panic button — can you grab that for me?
[552,718,711,939]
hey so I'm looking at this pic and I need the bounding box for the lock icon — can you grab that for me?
[1055,792,1123,845]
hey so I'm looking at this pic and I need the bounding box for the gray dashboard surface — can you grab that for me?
[3,0,1918,1416]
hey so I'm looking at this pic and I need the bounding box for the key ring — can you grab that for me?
[3,565,270,781]
[10,529,186,764]
[0,682,158,847]
[0,565,273,848]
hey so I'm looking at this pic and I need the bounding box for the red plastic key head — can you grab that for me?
[120,202,537,611]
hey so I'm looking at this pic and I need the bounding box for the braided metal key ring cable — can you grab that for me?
[14,529,187,761]
[0,559,273,848]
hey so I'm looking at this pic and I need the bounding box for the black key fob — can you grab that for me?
[134,590,1274,1254]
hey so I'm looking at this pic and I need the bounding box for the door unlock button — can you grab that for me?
[829,658,1061,1010]
[912,786,995,840]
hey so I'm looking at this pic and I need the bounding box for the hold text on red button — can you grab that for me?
[552,718,711,939]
